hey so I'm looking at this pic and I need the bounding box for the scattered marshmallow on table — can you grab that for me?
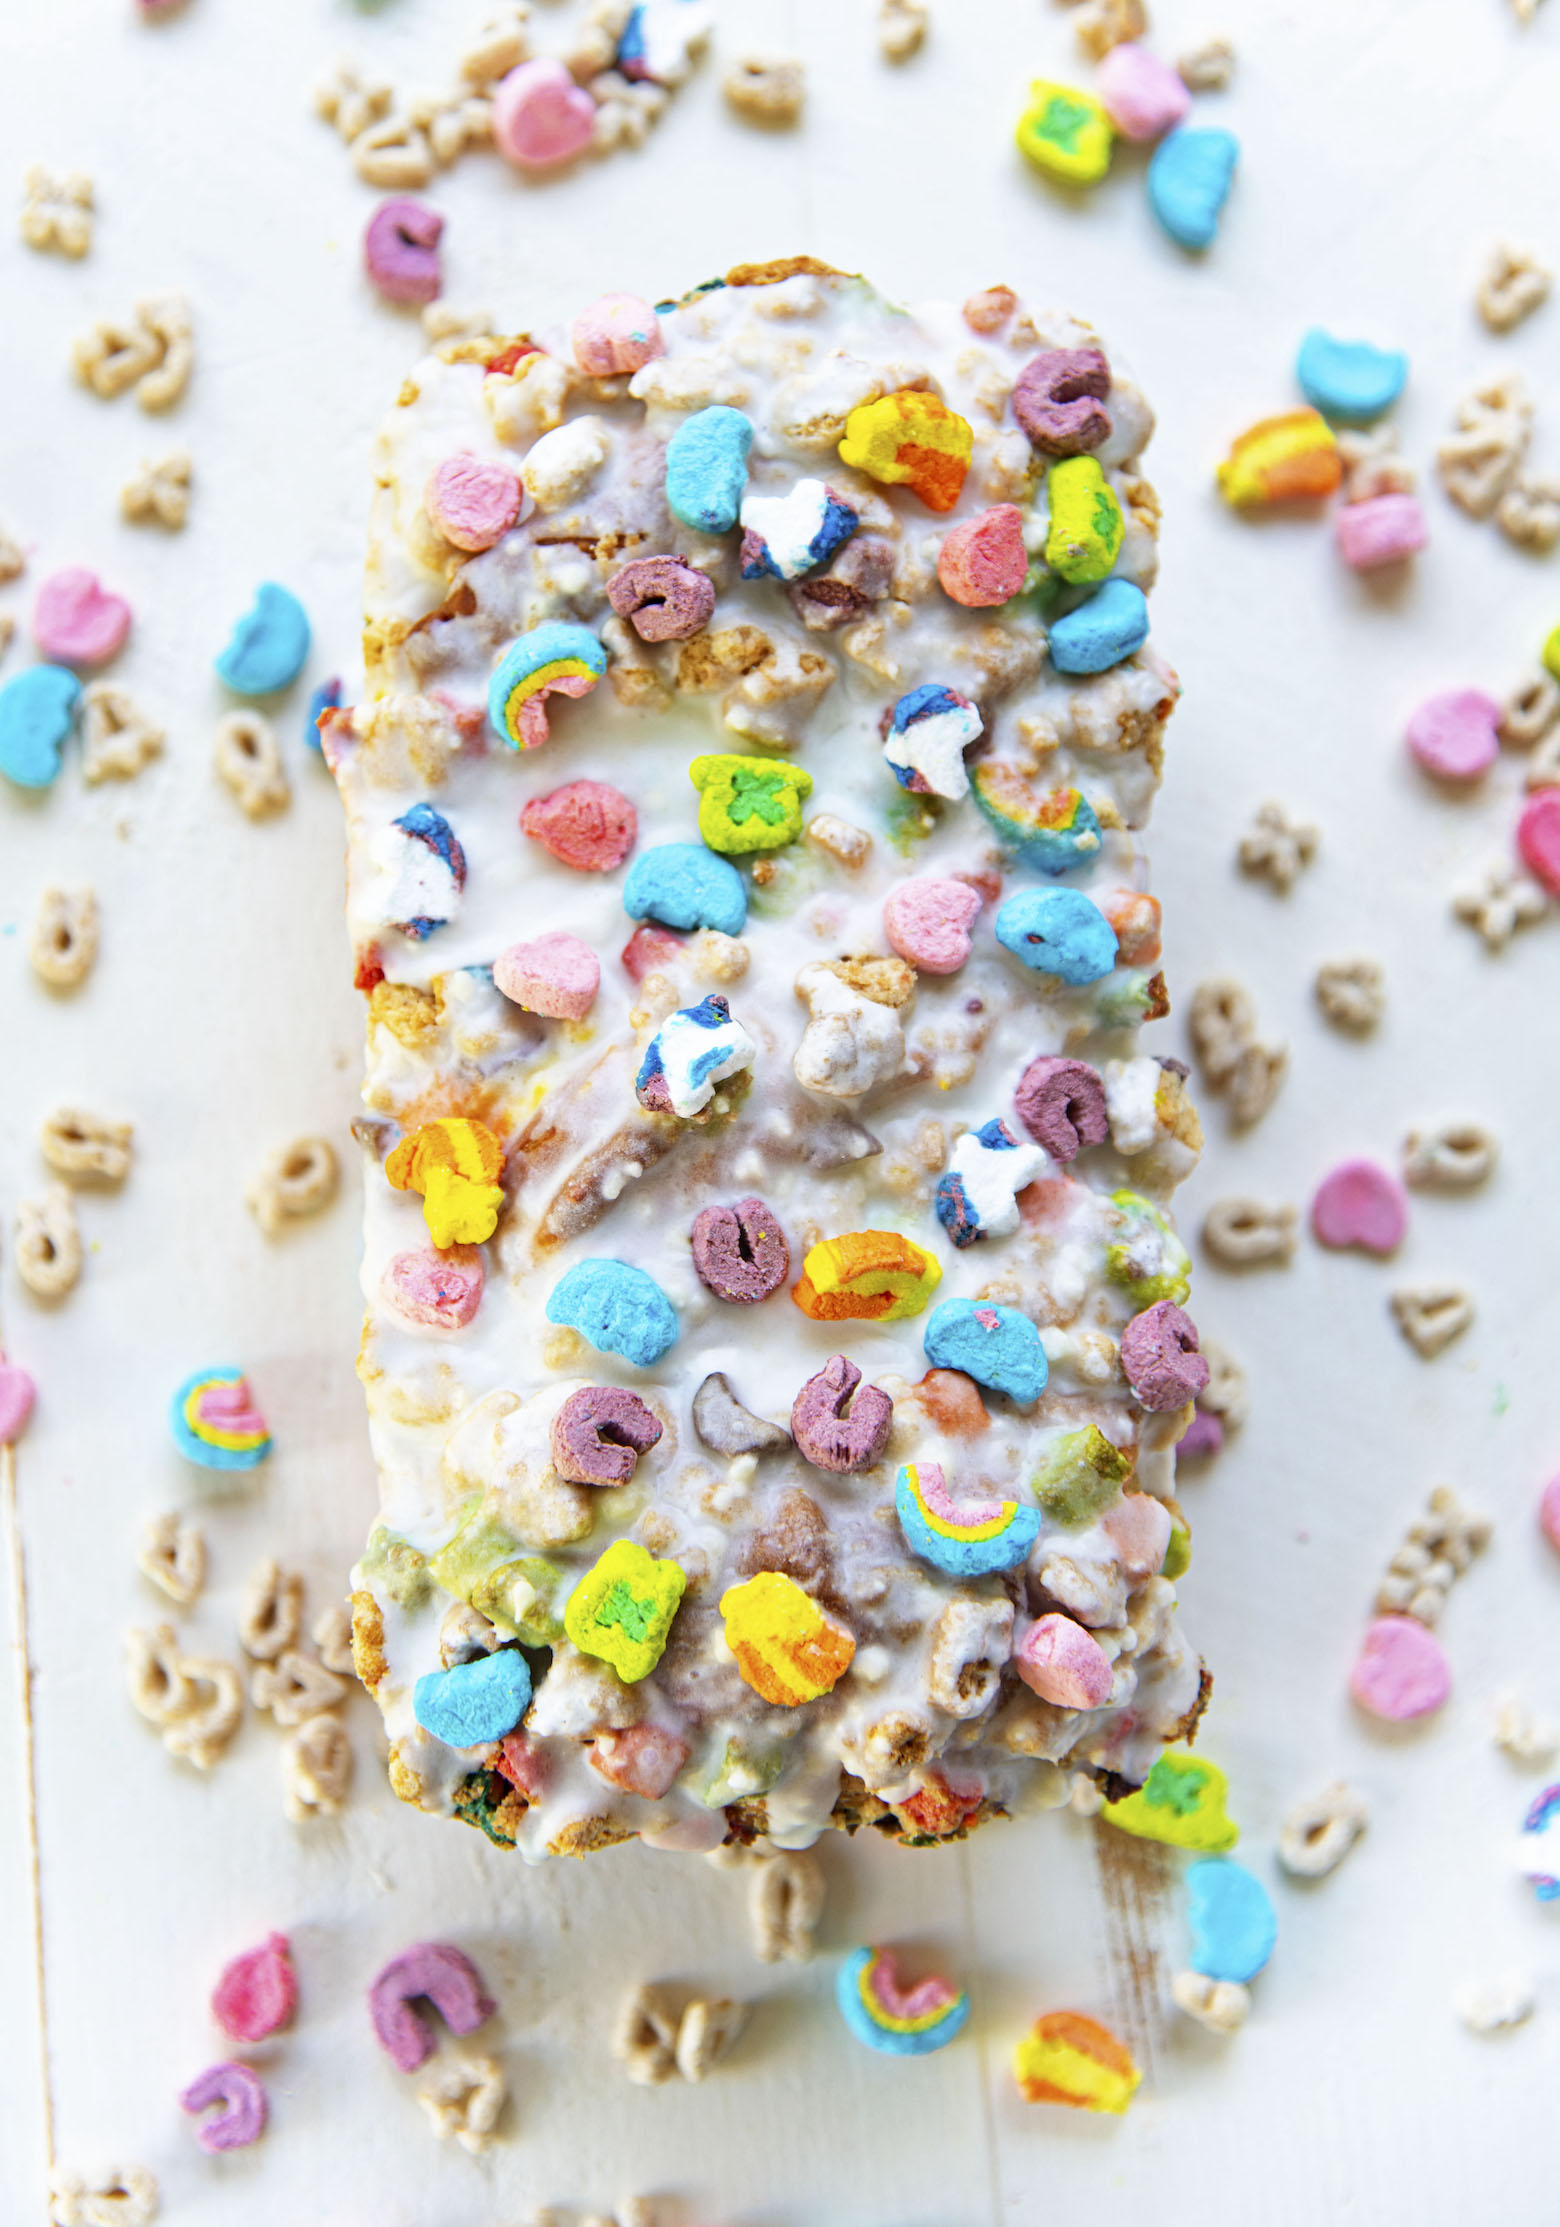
[364,198,444,304]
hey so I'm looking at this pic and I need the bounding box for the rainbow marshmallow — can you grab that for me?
[488,621,607,749]
[896,1460,1041,1577]
[1517,1783,1560,1901]
[170,1368,273,1470]
[836,1947,970,2056]
[972,765,1102,874]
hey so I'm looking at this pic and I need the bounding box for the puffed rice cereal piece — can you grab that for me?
[1201,1197,1297,1268]
[238,1559,304,1661]
[1390,1283,1475,1359]
[246,1136,340,1236]
[418,2054,507,2152]
[214,710,290,818]
[40,1106,132,1182]
[49,2166,159,2227]
[282,1712,354,1820]
[21,165,93,257]
[121,451,191,531]
[1476,241,1551,334]
[136,1512,206,1606]
[878,0,928,61]
[1315,956,1384,1032]
[16,1184,82,1299]
[1177,34,1234,90]
[1277,1781,1368,1878]
[80,684,163,782]
[723,57,805,125]
[1237,799,1317,891]
[749,1847,826,1962]
[30,887,98,989]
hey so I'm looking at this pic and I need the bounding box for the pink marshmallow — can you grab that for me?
[34,567,131,667]
[1310,1159,1408,1255]
[1336,492,1428,570]
[1097,42,1191,140]
[0,1360,36,1445]
[493,929,600,1019]
[426,454,527,552]
[1539,1473,1560,1554]
[573,293,664,377]
[1405,689,1500,782]
[1349,1613,1450,1721]
[936,504,1027,608]
[491,59,596,169]
[384,1245,485,1330]
[1517,789,1560,897]
[587,1723,689,1799]
[883,876,983,973]
[1016,1613,1114,1709]
[1101,1491,1173,1578]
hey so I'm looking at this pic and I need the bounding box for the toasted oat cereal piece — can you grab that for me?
[1499,673,1560,750]
[1497,478,1560,552]
[126,1623,198,1725]
[1073,0,1146,56]
[214,711,290,818]
[1452,856,1548,948]
[1276,1781,1367,1878]
[879,0,928,60]
[48,2165,159,2227]
[1494,1691,1557,1767]
[1171,1971,1249,2034]
[1201,1197,1297,1268]
[749,1847,825,1962]
[1237,799,1317,891]
[1390,1284,1475,1359]
[353,113,436,190]
[674,1995,749,2082]
[161,1654,244,1769]
[136,1512,206,1606]
[251,1648,350,1725]
[1403,1118,1497,1191]
[1373,1484,1490,1625]
[282,1711,354,1820]
[73,293,192,412]
[1225,1039,1287,1129]
[418,2054,507,2151]
[81,684,164,782]
[313,1601,356,1674]
[1315,956,1384,1033]
[40,1106,133,1183]
[614,1982,683,2086]
[724,57,805,125]
[29,887,98,990]
[239,1559,304,1661]
[0,522,21,581]
[1437,374,1531,517]
[1177,34,1234,90]
[314,58,395,142]
[1188,977,1256,1085]
[15,1185,82,1299]
[21,165,93,258]
[1476,240,1551,333]
[1336,424,1414,503]
[246,1136,340,1236]
[121,450,191,530]
[1454,1973,1535,2034]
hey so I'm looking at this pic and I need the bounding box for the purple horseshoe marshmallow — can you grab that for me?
[368,1941,495,2073]
[690,1197,790,1303]
[1120,1300,1210,1412]
[1011,347,1113,458]
[549,1385,664,1484]
[179,2062,268,2153]
[1014,1054,1108,1161]
[791,1354,893,1475]
[364,198,445,306]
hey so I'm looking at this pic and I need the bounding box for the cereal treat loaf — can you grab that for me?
[330,259,1210,1863]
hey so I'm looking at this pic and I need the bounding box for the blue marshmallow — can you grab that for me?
[1295,329,1408,424]
[1186,1857,1277,1984]
[1148,127,1239,251]
[995,888,1118,985]
[623,842,747,934]
[1048,578,1150,674]
[545,1258,679,1367]
[216,583,311,695]
[666,405,755,534]
[413,1648,532,1749]
[0,664,81,789]
[923,1298,1049,1404]
[305,675,343,752]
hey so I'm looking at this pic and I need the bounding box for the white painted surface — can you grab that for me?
[2,0,1560,2219]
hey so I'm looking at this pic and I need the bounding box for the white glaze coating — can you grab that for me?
[331,263,1207,1862]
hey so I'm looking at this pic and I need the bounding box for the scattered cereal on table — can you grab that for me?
[216,582,310,695]
[120,449,190,530]
[48,2166,159,2227]
[368,1942,496,2073]
[246,1135,339,1236]
[15,1184,82,1300]
[1451,856,1548,949]
[1406,690,1500,783]
[1237,799,1318,891]
[1454,1974,1536,2035]
[1202,1196,1297,1268]
[1493,1692,1557,1767]
[1402,1118,1496,1189]
[1495,476,1560,552]
[1277,1781,1368,1878]
[1373,1484,1489,1628]
[72,292,192,411]
[251,1649,350,1724]
[282,1712,354,1820]
[212,1933,297,2043]
[1013,2009,1139,2111]
[29,886,97,988]
[418,2054,507,2151]
[40,1106,132,1183]
[723,56,805,126]
[1073,0,1146,60]
[1350,1613,1451,1720]
[20,165,93,257]
[364,197,444,305]
[1171,1971,1250,2034]
[878,0,928,61]
[1296,329,1407,424]
[1218,411,1338,506]
[1016,81,1114,187]
[1098,43,1190,139]
[81,684,163,781]
[1475,240,1550,333]
[170,1368,272,1470]
[1390,1283,1475,1359]
[1437,373,1530,518]
[1176,34,1235,90]
[748,1847,825,1962]
[213,710,290,817]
